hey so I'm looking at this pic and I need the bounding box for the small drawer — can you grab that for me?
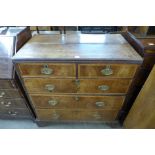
[0,89,22,99]
[0,98,27,109]
[35,109,118,121]
[30,94,125,110]
[79,64,138,78]
[24,78,77,94]
[18,63,76,78]
[0,108,31,118]
[0,80,17,89]
[77,79,131,94]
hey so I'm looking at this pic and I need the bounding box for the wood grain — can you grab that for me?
[124,65,155,128]
[36,109,118,121]
[0,80,17,89]
[29,94,125,109]
[0,98,27,109]
[79,63,138,78]
[24,78,77,93]
[77,79,132,94]
[0,89,22,99]
[12,34,142,62]
[23,78,131,94]
[18,63,76,78]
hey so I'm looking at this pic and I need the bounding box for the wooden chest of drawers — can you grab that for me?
[0,27,32,119]
[13,34,143,125]
[0,79,32,119]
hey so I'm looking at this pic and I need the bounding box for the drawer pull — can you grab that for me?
[41,64,53,75]
[1,101,12,107]
[45,84,55,92]
[75,79,80,89]
[98,85,109,91]
[75,96,80,101]
[52,113,60,120]
[95,102,105,107]
[93,113,101,119]
[8,111,17,116]
[0,92,5,98]
[101,65,113,76]
[48,100,58,106]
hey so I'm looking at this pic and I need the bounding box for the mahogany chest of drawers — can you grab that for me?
[12,34,143,126]
[0,27,32,119]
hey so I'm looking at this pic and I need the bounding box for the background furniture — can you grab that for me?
[13,34,142,126]
[0,27,33,119]
[119,32,155,123]
[124,65,155,128]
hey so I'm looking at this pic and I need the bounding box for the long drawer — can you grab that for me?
[35,109,118,121]
[18,63,76,78]
[30,94,125,110]
[0,98,27,109]
[0,89,22,98]
[24,78,131,94]
[79,64,138,78]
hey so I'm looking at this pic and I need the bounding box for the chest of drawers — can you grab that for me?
[0,27,32,119]
[13,34,143,126]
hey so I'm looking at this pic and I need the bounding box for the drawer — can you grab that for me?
[79,64,138,78]
[0,98,27,109]
[35,109,118,121]
[0,80,17,89]
[18,63,76,78]
[0,89,22,98]
[77,79,131,94]
[30,94,125,110]
[24,78,77,93]
[0,108,31,118]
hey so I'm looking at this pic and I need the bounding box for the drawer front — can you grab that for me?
[36,109,118,121]
[77,79,131,94]
[0,98,27,109]
[18,63,76,78]
[0,80,17,89]
[30,94,125,110]
[0,89,21,98]
[0,108,30,117]
[79,64,138,78]
[24,78,77,93]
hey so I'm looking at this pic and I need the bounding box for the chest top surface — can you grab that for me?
[12,34,143,63]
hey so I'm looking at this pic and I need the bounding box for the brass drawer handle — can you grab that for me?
[1,101,12,107]
[8,111,17,116]
[45,84,55,92]
[0,92,5,98]
[75,96,80,101]
[41,64,53,75]
[48,100,58,106]
[95,101,105,107]
[98,85,109,91]
[52,113,60,120]
[101,65,113,76]
[75,79,80,89]
[93,113,101,119]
